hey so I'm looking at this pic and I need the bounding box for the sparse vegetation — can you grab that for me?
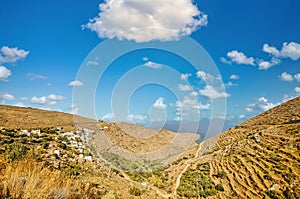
[129,187,142,196]
[1,96,300,198]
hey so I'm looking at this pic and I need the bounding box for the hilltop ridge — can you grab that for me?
[0,97,299,198]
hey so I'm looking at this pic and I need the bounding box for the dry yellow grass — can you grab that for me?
[0,105,94,132]
[0,157,73,199]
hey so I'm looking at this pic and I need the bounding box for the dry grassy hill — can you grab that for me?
[0,105,199,198]
[174,97,300,198]
[0,105,90,131]
[0,96,299,198]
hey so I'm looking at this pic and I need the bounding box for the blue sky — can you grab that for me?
[1,0,300,135]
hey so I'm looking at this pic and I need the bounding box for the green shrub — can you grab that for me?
[57,142,67,150]
[64,162,81,176]
[265,190,281,199]
[215,184,225,191]
[4,142,29,162]
[129,187,141,196]
[42,141,49,149]
[283,188,293,199]
[215,171,227,178]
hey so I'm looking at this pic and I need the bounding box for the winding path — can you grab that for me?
[172,142,205,198]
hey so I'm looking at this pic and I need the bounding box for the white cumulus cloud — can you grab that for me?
[294,73,300,82]
[0,93,15,103]
[196,70,218,84]
[84,0,208,42]
[280,42,300,60]
[14,102,26,107]
[263,42,300,61]
[220,57,232,65]
[279,72,294,82]
[127,114,147,123]
[69,80,84,87]
[0,46,29,63]
[230,74,239,80]
[246,97,279,113]
[199,85,231,100]
[295,87,300,94]
[178,84,192,91]
[144,61,163,69]
[175,95,210,116]
[71,104,79,114]
[263,44,280,57]
[180,73,191,80]
[102,113,115,121]
[225,50,255,66]
[152,97,167,109]
[0,66,12,82]
[257,57,280,70]
[31,94,64,106]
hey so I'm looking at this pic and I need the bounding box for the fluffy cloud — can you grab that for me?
[69,80,84,87]
[190,91,198,97]
[178,84,192,91]
[0,93,15,103]
[295,73,300,82]
[27,73,48,80]
[102,113,115,121]
[14,102,26,107]
[222,41,300,71]
[31,94,64,106]
[0,46,29,63]
[224,81,238,87]
[224,50,255,66]
[127,114,147,123]
[199,85,231,100]
[279,72,294,82]
[152,97,167,109]
[246,97,279,112]
[230,74,239,80]
[180,73,191,80]
[263,42,300,61]
[144,61,163,69]
[295,87,300,94]
[220,57,232,65]
[102,112,147,123]
[280,42,300,60]
[71,104,79,114]
[196,70,218,84]
[239,114,246,119]
[84,0,207,42]
[0,66,12,82]
[175,95,210,116]
[257,57,280,70]
[262,44,280,57]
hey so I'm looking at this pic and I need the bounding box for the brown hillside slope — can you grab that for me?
[176,96,300,198]
[240,96,300,126]
[0,105,92,131]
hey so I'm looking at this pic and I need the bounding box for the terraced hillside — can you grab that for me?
[175,97,300,198]
[0,105,199,198]
[1,96,300,198]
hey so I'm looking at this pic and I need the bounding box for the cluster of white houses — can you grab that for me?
[20,127,96,162]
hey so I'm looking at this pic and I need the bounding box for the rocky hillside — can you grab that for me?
[0,105,199,198]
[177,97,300,198]
[0,96,299,198]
